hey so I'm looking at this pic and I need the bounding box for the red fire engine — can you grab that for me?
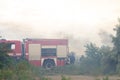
[0,38,69,68]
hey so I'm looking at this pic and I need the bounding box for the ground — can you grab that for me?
[45,75,120,80]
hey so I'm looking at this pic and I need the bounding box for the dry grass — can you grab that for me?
[45,75,120,80]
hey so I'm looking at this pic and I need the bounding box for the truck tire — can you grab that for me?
[43,59,55,69]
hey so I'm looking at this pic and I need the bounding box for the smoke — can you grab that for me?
[54,32,90,55]
[0,21,114,56]
[0,21,45,40]
[98,29,113,47]
[0,23,90,55]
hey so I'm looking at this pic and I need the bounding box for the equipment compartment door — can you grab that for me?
[28,44,41,60]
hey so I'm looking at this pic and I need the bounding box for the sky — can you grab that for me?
[0,0,120,55]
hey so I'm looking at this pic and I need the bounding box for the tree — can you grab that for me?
[85,43,100,58]
[112,18,120,73]
[79,43,102,74]
[0,43,12,69]
[100,46,116,74]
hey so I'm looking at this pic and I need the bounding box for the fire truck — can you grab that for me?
[0,38,69,68]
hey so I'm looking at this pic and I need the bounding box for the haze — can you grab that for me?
[0,0,120,55]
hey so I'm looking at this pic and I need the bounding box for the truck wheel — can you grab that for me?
[43,59,55,69]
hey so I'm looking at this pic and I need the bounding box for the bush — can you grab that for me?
[0,69,14,80]
[0,59,42,80]
[61,75,71,80]
[103,76,109,80]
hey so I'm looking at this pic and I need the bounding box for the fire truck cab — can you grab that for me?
[0,39,22,59]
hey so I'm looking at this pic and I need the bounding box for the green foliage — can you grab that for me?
[112,19,120,74]
[79,43,102,75]
[95,78,100,80]
[0,42,42,80]
[79,42,117,75]
[0,43,12,69]
[41,77,52,80]
[100,46,117,74]
[61,75,71,80]
[34,64,83,75]
[78,19,120,75]
[95,76,109,80]
[116,64,120,75]
[0,59,41,80]
[103,76,109,80]
[0,68,14,80]
[15,60,34,80]
[85,43,99,57]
